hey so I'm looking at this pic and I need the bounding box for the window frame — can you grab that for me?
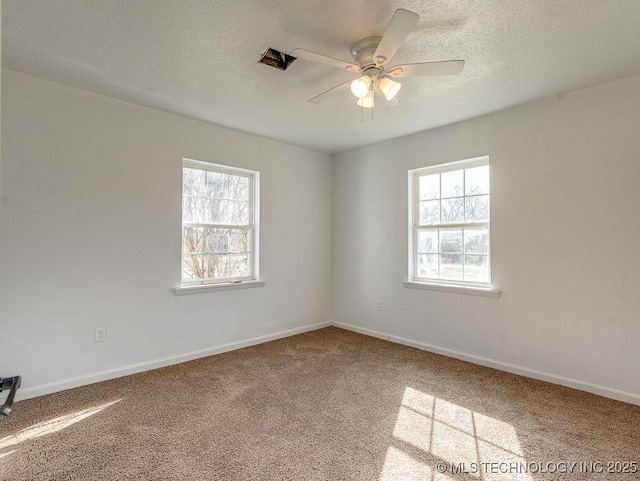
[181,158,260,286]
[408,156,491,288]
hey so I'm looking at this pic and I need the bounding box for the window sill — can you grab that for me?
[173,280,266,296]
[402,281,501,299]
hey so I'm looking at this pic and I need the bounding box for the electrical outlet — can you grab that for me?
[376,300,384,311]
[95,326,106,342]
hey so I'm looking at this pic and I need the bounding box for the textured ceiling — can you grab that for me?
[3,0,640,154]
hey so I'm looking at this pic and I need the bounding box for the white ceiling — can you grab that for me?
[3,1,640,154]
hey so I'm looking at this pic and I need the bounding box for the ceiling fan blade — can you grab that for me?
[308,80,353,104]
[373,9,420,66]
[387,60,465,78]
[289,49,360,73]
[375,90,400,110]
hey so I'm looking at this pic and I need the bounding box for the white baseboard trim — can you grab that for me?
[332,321,640,406]
[17,321,331,401]
[16,320,640,406]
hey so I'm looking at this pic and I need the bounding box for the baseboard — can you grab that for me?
[332,321,640,406]
[17,320,640,406]
[16,321,331,401]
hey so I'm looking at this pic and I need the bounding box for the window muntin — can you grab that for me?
[181,159,259,285]
[410,157,490,287]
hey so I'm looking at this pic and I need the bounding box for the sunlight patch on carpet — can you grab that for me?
[381,387,532,481]
[0,399,122,451]
[0,450,16,460]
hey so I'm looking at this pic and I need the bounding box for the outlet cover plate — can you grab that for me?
[95,326,106,342]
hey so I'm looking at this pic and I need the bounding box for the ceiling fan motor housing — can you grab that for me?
[351,36,386,90]
[351,36,383,71]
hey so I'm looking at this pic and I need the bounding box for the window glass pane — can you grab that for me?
[183,227,206,254]
[440,229,462,253]
[183,254,206,280]
[465,195,490,222]
[464,227,488,254]
[203,198,215,224]
[193,197,209,223]
[208,254,228,279]
[206,172,228,199]
[419,174,440,200]
[440,254,463,280]
[206,200,249,225]
[231,201,250,225]
[417,229,438,254]
[465,165,489,195]
[464,255,489,283]
[229,254,251,278]
[230,229,250,253]
[417,254,439,278]
[207,228,228,253]
[229,175,249,201]
[183,168,205,196]
[182,196,197,223]
[185,197,207,223]
[441,197,464,223]
[419,200,440,225]
[207,199,230,224]
[441,170,463,198]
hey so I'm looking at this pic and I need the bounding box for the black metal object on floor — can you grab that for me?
[1,375,21,416]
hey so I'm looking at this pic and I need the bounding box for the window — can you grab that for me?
[409,156,490,287]
[181,159,259,285]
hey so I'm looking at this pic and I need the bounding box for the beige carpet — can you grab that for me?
[1,327,638,480]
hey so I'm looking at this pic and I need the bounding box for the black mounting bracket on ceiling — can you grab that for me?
[258,48,297,71]
[1,375,22,417]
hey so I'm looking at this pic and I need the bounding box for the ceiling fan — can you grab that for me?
[289,9,464,109]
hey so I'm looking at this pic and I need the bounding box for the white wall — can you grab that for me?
[0,4,3,248]
[333,75,640,401]
[3,66,640,404]
[0,70,333,398]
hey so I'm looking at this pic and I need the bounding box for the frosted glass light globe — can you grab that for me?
[350,76,372,98]
[379,77,401,100]
[356,90,375,108]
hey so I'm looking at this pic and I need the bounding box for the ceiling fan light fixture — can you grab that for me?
[356,89,375,108]
[350,76,372,98]
[292,9,465,110]
[379,77,401,100]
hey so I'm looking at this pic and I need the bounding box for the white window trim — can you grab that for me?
[179,158,261,288]
[173,279,266,296]
[401,281,500,298]
[408,156,497,294]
